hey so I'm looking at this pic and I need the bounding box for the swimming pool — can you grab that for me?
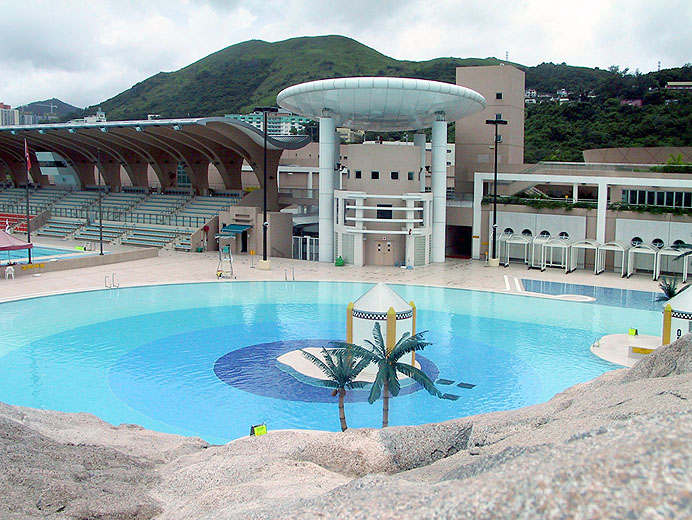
[0,282,660,444]
[1,245,93,264]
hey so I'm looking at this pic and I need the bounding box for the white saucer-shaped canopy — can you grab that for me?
[277,77,486,131]
[354,282,411,314]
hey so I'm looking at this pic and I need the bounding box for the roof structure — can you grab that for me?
[353,282,411,313]
[277,77,486,131]
[0,117,310,200]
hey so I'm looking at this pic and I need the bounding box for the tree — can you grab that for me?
[336,323,441,428]
[656,276,683,302]
[300,347,370,431]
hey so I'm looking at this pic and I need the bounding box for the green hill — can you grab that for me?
[80,35,692,162]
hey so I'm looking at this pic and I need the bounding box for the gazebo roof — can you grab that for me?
[353,282,410,313]
[667,285,692,312]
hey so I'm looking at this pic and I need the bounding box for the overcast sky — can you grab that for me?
[1,0,690,109]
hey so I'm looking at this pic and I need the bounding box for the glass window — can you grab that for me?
[665,192,674,206]
[673,239,685,247]
[522,229,533,237]
[371,171,379,180]
[495,113,503,120]
[559,231,570,240]
[504,228,514,234]
[355,170,362,179]
[685,192,692,207]
[621,189,629,202]
[657,192,665,205]
[675,192,683,207]
[631,237,643,246]
[652,238,664,249]
[629,190,638,204]
[539,230,550,238]
[496,92,503,100]
[407,171,414,181]
[390,171,399,180]
[496,134,503,143]
[647,191,655,205]
[376,204,392,219]
[637,191,646,205]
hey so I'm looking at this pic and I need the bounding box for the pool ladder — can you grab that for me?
[284,267,295,281]
[104,273,120,289]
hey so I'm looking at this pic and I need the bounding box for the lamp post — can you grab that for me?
[24,139,32,264]
[485,118,507,264]
[254,106,278,269]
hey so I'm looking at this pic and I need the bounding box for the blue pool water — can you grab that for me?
[521,279,662,312]
[2,246,90,264]
[0,282,660,444]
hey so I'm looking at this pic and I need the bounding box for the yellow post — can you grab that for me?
[386,307,396,355]
[346,302,354,344]
[662,304,672,345]
[409,301,417,366]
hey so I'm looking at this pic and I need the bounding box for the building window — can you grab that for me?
[559,231,570,240]
[408,171,414,181]
[674,239,685,247]
[652,238,664,249]
[504,227,514,234]
[656,192,665,205]
[685,193,692,207]
[665,192,674,206]
[647,191,656,205]
[176,162,190,187]
[496,135,503,143]
[496,92,503,100]
[495,113,503,120]
[539,230,550,238]
[522,229,533,237]
[376,204,393,219]
[390,171,399,180]
[631,237,643,246]
[355,170,362,179]
[371,171,379,180]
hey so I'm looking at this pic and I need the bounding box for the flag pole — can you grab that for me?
[24,139,32,264]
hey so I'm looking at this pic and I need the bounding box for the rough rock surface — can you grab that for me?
[1,335,691,519]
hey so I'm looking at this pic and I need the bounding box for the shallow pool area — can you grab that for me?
[0,281,660,444]
[1,245,97,265]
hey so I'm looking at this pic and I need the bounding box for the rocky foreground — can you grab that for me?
[2,337,691,519]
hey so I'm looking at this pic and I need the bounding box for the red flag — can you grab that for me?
[24,138,31,172]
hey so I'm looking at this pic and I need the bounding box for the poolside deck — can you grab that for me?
[0,235,664,303]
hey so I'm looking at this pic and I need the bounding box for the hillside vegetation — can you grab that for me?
[77,35,692,162]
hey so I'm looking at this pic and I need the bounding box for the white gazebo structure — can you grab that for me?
[656,246,688,282]
[627,243,659,279]
[568,239,601,274]
[501,233,531,267]
[346,282,416,374]
[541,237,573,273]
[278,77,486,264]
[597,241,630,277]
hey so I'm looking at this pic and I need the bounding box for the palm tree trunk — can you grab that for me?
[382,380,389,428]
[338,388,347,431]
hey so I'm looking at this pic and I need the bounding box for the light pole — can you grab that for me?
[23,138,32,264]
[485,118,507,264]
[254,106,278,269]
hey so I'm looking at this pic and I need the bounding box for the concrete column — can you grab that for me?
[354,196,364,267]
[318,115,336,263]
[414,133,426,193]
[597,181,608,244]
[334,131,342,190]
[573,184,579,203]
[472,174,485,260]
[405,198,415,267]
[307,171,313,192]
[431,116,447,263]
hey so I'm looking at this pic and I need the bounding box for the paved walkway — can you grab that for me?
[0,236,664,303]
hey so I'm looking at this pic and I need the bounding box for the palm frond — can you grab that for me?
[386,364,401,396]
[390,330,431,361]
[672,243,692,261]
[368,368,386,404]
[395,363,442,397]
[334,343,379,364]
[300,349,335,380]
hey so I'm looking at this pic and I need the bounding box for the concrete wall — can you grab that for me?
[583,147,692,164]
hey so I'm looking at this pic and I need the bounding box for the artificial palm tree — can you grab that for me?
[300,347,370,431]
[656,276,682,302]
[335,322,441,428]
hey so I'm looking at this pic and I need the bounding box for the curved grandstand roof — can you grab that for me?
[277,77,486,131]
[0,117,310,194]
